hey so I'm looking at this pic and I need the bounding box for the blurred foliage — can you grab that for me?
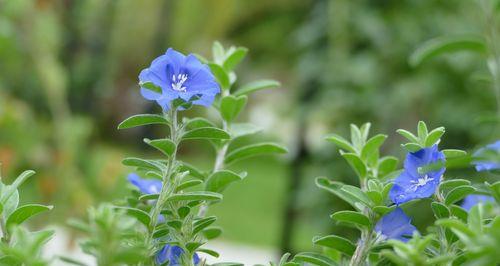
[0,0,499,255]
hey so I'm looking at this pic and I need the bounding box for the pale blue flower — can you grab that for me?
[127,173,162,194]
[375,208,417,243]
[139,48,220,110]
[390,145,445,204]
[461,194,495,211]
[473,140,500,172]
[156,245,200,265]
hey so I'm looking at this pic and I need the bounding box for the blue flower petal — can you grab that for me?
[375,208,417,243]
[461,194,495,211]
[156,245,200,265]
[127,173,162,195]
[473,140,500,172]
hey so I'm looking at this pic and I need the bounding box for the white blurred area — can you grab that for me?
[45,228,276,265]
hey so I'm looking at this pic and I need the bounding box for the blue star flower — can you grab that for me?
[389,145,446,204]
[375,208,417,243]
[156,245,200,266]
[127,173,162,194]
[461,194,495,211]
[472,140,500,172]
[139,48,220,110]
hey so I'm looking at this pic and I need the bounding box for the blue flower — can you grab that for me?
[461,194,495,211]
[389,145,446,204]
[156,245,200,266]
[127,173,162,194]
[139,48,220,110]
[472,140,500,172]
[375,208,417,243]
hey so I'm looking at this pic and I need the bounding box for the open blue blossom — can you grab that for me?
[472,140,500,172]
[389,145,445,204]
[139,48,220,110]
[127,173,162,194]
[156,245,200,266]
[461,194,495,211]
[375,208,417,243]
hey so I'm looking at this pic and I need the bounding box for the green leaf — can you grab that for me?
[224,143,287,165]
[431,202,450,219]
[11,170,36,192]
[409,35,486,67]
[144,138,176,157]
[234,79,280,96]
[117,114,168,129]
[341,153,367,178]
[193,216,217,235]
[402,143,422,153]
[153,227,170,238]
[138,194,159,201]
[212,41,225,63]
[425,127,445,147]
[445,185,476,205]
[202,227,222,240]
[197,248,220,258]
[139,81,162,94]
[449,205,468,222]
[208,63,230,89]
[185,118,216,129]
[439,179,471,194]
[350,124,363,150]
[418,121,428,141]
[230,123,262,139]
[378,156,399,178]
[361,134,387,160]
[6,204,52,229]
[396,129,419,143]
[220,95,247,122]
[442,149,467,158]
[58,256,88,266]
[223,47,248,71]
[294,252,339,266]
[331,211,371,228]
[178,163,206,180]
[313,235,355,255]
[182,127,230,141]
[205,170,246,193]
[114,207,151,227]
[325,134,356,153]
[176,179,203,191]
[436,218,475,242]
[167,192,222,202]
[315,177,371,211]
[122,158,165,172]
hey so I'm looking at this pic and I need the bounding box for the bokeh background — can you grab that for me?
[0,0,499,262]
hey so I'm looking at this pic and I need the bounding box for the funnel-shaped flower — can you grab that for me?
[156,244,200,266]
[390,145,445,204]
[139,48,220,111]
[375,208,417,243]
[461,194,495,211]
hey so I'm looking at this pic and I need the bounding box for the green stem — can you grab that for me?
[146,109,179,259]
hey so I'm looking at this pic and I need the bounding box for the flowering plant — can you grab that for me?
[64,42,285,265]
[276,122,500,266]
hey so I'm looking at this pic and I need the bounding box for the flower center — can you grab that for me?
[149,185,159,194]
[409,175,434,191]
[171,74,188,92]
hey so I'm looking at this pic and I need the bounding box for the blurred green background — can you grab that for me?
[0,0,499,256]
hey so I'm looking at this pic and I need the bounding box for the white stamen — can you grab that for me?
[409,175,434,191]
[171,73,188,92]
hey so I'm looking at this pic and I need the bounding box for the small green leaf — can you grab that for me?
[331,211,371,228]
[185,118,216,129]
[325,134,356,153]
[234,79,280,96]
[205,170,246,193]
[418,121,428,142]
[176,179,203,191]
[316,177,371,211]
[224,143,287,165]
[341,153,367,178]
[140,81,162,93]
[449,205,468,222]
[202,227,222,240]
[425,127,445,147]
[178,163,206,180]
[223,47,248,71]
[177,206,191,219]
[220,95,247,122]
[144,138,176,157]
[138,194,159,201]
[197,248,220,258]
[313,235,356,255]
[431,202,450,219]
[117,114,168,129]
[350,124,363,150]
[294,252,339,266]
[182,127,230,141]
[122,158,165,172]
[439,179,471,194]
[396,129,419,143]
[442,149,467,158]
[212,41,225,63]
[445,185,476,205]
[167,192,222,202]
[378,156,399,178]
[114,207,151,227]
[6,204,52,229]
[58,256,88,266]
[193,216,217,235]
[209,63,230,89]
[230,123,262,139]
[402,143,422,153]
[409,35,486,67]
[361,134,387,160]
